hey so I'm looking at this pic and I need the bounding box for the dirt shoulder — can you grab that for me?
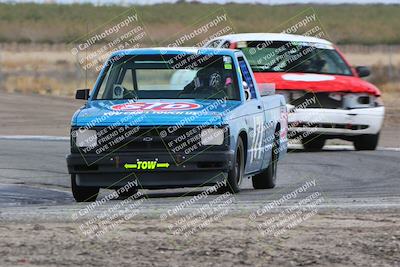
[0,211,399,267]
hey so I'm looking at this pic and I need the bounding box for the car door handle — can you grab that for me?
[257,105,262,110]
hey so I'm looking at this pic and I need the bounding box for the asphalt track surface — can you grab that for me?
[0,138,399,222]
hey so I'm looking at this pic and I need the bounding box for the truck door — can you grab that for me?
[237,57,265,174]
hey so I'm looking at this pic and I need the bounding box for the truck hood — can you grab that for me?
[254,72,381,96]
[74,99,241,127]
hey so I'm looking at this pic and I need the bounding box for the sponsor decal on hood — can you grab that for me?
[75,99,242,127]
[111,102,202,111]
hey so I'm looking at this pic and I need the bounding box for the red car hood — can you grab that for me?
[254,72,381,96]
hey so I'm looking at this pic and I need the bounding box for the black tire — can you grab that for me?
[252,135,278,189]
[354,133,379,151]
[220,137,245,193]
[71,174,99,202]
[302,136,325,152]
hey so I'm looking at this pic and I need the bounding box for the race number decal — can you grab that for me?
[250,115,264,162]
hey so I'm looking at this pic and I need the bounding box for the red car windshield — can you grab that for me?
[240,41,353,76]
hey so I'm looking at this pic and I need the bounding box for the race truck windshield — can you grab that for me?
[240,41,353,76]
[94,54,240,100]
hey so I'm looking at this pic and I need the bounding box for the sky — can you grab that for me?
[1,0,400,5]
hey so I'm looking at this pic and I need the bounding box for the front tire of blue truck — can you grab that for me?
[220,137,244,193]
[71,174,100,202]
[252,137,278,189]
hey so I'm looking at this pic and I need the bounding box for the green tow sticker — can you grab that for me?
[124,161,170,170]
[224,63,232,70]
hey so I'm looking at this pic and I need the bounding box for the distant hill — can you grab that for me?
[2,0,400,5]
[0,3,399,45]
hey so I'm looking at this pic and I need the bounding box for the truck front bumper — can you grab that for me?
[66,150,234,189]
[288,106,385,136]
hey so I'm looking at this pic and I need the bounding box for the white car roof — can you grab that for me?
[219,33,333,46]
[112,47,241,57]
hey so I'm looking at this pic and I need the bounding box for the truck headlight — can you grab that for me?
[201,128,224,145]
[343,93,384,109]
[74,129,97,147]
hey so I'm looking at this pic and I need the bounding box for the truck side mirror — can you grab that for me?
[76,89,90,100]
[355,66,370,78]
[243,81,251,101]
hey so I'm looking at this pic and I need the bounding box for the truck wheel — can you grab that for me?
[354,133,379,150]
[71,174,99,202]
[222,137,245,193]
[302,136,325,151]
[252,138,278,189]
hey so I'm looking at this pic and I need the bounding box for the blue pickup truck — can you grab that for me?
[67,48,288,202]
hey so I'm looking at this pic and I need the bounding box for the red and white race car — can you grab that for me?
[205,33,385,151]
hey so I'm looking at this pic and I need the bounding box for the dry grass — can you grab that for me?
[0,44,398,101]
[3,76,89,97]
[0,3,399,45]
[0,44,95,97]
[380,83,400,126]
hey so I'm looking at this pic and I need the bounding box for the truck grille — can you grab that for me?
[72,126,228,155]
